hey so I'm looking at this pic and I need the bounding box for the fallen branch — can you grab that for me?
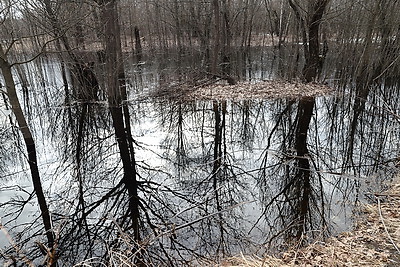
[0,222,34,267]
[376,197,400,255]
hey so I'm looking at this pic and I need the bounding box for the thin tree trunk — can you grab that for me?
[0,44,55,262]
[212,100,227,255]
[134,26,143,60]
[347,0,380,165]
[43,0,99,103]
[211,0,221,74]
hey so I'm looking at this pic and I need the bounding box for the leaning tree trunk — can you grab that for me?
[0,44,56,263]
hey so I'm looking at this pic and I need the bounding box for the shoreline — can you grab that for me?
[214,174,400,266]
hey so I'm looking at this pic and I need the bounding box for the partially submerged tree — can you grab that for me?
[0,22,57,267]
[257,0,331,244]
[95,0,141,247]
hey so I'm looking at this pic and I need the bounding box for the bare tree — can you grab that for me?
[94,0,141,245]
[0,32,56,267]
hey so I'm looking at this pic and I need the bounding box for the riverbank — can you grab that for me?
[214,175,400,267]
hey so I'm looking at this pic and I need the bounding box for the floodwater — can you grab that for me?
[0,48,399,265]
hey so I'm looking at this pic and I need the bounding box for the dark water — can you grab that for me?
[0,48,399,265]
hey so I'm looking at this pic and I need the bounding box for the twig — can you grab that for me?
[374,193,400,198]
[156,201,253,237]
[0,222,35,267]
[376,197,400,255]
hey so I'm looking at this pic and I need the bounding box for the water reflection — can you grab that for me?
[0,49,399,265]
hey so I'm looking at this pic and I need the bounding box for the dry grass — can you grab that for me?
[153,80,333,102]
[215,175,400,267]
[201,254,287,267]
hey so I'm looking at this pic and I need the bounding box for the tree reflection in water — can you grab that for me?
[0,51,399,265]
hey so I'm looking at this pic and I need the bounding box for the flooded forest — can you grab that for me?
[0,0,399,266]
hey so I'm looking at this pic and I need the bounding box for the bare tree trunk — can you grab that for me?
[42,0,99,102]
[212,100,226,255]
[42,0,75,60]
[288,0,309,69]
[221,0,233,79]
[173,0,183,53]
[97,0,141,243]
[0,44,56,263]
[347,0,380,165]
[134,26,143,59]
[288,0,330,240]
[211,0,221,74]
[303,0,330,82]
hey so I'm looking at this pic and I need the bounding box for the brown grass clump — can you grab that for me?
[215,175,400,267]
[153,80,333,102]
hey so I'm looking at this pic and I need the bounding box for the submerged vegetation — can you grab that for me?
[0,0,399,266]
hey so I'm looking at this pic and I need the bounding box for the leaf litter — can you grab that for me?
[208,175,400,266]
[151,80,333,102]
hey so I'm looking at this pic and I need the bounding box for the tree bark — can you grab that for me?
[303,0,330,82]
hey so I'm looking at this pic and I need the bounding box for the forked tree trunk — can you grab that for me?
[0,45,55,261]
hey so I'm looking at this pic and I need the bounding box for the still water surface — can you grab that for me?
[0,49,399,264]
